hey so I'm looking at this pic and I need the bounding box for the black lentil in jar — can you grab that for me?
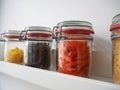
[26,42,50,69]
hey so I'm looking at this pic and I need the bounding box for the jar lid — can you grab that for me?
[25,26,52,39]
[56,20,94,34]
[3,30,22,39]
[110,14,120,31]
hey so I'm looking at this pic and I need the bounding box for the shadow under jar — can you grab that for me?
[54,20,94,77]
[110,14,120,84]
[23,26,52,69]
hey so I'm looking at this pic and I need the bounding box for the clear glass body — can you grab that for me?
[56,20,94,77]
[58,35,93,77]
[111,28,120,84]
[4,40,24,64]
[24,40,51,69]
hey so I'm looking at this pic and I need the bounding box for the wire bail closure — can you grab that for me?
[53,24,93,40]
[20,27,52,41]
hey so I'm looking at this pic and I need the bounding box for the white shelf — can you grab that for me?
[0,61,120,90]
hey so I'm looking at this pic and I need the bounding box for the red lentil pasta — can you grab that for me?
[58,40,90,77]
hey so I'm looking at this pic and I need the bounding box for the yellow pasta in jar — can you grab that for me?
[113,39,120,84]
[6,47,24,64]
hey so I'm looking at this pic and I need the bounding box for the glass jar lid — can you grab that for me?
[3,30,22,40]
[110,14,120,31]
[56,20,94,35]
[24,26,52,40]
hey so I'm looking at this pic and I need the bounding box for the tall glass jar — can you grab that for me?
[3,30,24,64]
[23,26,52,69]
[110,14,120,84]
[54,20,94,77]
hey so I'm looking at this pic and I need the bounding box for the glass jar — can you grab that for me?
[110,14,120,84]
[0,33,5,61]
[3,30,24,64]
[54,20,94,77]
[23,26,52,69]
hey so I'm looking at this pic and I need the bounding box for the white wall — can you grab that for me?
[0,0,120,78]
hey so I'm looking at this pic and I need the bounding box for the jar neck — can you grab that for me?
[4,37,21,41]
[58,33,93,41]
[111,29,120,40]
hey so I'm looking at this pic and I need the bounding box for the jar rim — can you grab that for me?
[25,26,52,33]
[25,26,52,37]
[7,30,22,34]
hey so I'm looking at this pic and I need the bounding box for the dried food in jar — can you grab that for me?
[26,42,50,69]
[58,40,90,77]
[113,38,120,84]
[6,47,24,64]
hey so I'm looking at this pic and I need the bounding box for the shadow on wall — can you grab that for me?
[91,36,112,78]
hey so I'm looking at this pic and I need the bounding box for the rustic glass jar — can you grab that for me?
[23,26,52,69]
[3,30,24,64]
[54,20,94,77]
[110,14,120,84]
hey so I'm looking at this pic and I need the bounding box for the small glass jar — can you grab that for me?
[0,33,5,61]
[3,30,24,64]
[54,20,94,77]
[110,14,120,84]
[23,26,52,69]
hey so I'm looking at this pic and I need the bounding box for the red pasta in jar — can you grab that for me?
[54,20,94,78]
[58,40,90,77]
